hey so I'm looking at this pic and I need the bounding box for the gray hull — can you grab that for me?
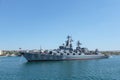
[22,53,109,62]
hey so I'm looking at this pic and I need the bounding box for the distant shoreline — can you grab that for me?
[101,51,120,55]
[0,51,120,57]
[0,51,21,57]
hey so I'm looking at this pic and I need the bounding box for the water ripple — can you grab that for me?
[0,56,120,80]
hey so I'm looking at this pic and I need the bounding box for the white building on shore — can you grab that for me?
[0,50,3,55]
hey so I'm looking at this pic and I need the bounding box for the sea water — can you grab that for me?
[0,56,120,80]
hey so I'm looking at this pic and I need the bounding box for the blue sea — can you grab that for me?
[0,56,120,80]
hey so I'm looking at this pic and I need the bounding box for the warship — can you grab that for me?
[21,36,109,62]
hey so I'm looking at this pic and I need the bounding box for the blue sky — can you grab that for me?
[0,0,120,50]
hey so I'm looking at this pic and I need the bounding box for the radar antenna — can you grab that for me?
[77,41,82,47]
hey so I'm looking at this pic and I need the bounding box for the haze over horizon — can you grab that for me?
[0,0,120,51]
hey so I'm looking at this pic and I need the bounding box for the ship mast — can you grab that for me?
[77,41,81,48]
[65,35,73,48]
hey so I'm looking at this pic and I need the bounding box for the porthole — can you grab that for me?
[67,53,69,55]
[49,51,52,54]
[61,53,63,55]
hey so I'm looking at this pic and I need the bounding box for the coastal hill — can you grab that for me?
[0,50,21,56]
[101,50,120,55]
